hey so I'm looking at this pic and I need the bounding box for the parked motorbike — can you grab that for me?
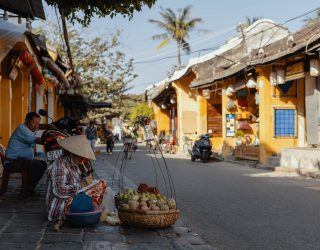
[191,133,212,163]
[38,109,93,177]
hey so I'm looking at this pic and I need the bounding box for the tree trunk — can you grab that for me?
[177,41,181,66]
[59,8,75,77]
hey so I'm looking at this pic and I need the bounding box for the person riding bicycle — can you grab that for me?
[122,124,133,145]
[122,124,135,158]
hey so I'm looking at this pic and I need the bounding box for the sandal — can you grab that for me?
[53,220,64,232]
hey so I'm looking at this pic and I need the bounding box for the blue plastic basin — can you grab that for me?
[66,209,102,227]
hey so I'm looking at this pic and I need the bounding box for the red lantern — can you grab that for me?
[19,51,34,66]
[31,67,45,85]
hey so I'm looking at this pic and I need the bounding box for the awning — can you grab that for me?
[0,0,46,20]
[0,19,25,63]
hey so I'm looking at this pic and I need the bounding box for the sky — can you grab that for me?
[35,0,320,94]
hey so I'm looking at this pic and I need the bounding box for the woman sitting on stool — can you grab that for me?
[46,135,106,231]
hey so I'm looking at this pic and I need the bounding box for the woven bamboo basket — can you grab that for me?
[117,208,179,228]
[113,116,179,229]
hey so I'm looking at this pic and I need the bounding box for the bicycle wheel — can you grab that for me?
[123,147,128,159]
[128,144,133,159]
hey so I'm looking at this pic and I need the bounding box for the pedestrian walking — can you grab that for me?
[104,125,114,154]
[85,121,98,152]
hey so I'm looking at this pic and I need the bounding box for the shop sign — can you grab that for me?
[226,114,235,137]
[285,61,304,81]
[9,57,23,81]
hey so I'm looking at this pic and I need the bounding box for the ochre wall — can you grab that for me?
[257,65,305,163]
[0,77,11,147]
[173,72,197,150]
[153,105,170,135]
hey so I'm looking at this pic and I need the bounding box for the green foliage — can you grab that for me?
[45,0,157,27]
[35,22,139,120]
[237,16,262,32]
[304,9,320,27]
[149,5,202,65]
[129,103,154,123]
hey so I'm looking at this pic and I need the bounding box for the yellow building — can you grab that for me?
[190,20,320,166]
[0,22,66,148]
[147,19,320,170]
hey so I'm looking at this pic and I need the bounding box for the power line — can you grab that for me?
[133,6,320,65]
[134,46,221,64]
[128,26,236,61]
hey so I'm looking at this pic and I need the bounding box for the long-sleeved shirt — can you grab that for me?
[85,126,97,140]
[46,154,81,221]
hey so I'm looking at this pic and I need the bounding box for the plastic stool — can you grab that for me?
[1,167,28,196]
[0,150,28,197]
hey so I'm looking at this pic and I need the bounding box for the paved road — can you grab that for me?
[103,143,320,250]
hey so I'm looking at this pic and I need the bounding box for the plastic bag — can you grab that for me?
[100,210,121,225]
[70,192,94,213]
[103,186,116,212]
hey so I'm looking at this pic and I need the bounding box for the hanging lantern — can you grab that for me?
[310,58,320,76]
[276,69,285,84]
[31,67,45,85]
[202,89,210,99]
[161,103,167,109]
[270,71,277,86]
[19,51,34,66]
[170,93,177,104]
[246,76,257,88]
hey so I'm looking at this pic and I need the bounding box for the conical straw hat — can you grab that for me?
[57,135,96,160]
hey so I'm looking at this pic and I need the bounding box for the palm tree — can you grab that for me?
[304,9,320,27]
[237,16,262,32]
[244,16,262,28]
[149,6,202,65]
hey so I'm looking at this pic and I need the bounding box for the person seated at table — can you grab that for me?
[4,112,47,195]
[46,134,106,231]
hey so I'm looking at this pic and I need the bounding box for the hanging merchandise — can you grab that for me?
[246,76,257,89]
[250,113,257,122]
[19,50,46,86]
[255,92,259,105]
[276,69,285,84]
[270,71,277,86]
[226,85,235,93]
[236,111,251,120]
[236,89,248,98]
[31,67,46,85]
[226,85,235,97]
[226,99,236,111]
[238,98,248,108]
[237,120,251,130]
[19,50,34,67]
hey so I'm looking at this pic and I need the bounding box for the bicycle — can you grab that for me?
[123,140,133,160]
[182,135,193,156]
